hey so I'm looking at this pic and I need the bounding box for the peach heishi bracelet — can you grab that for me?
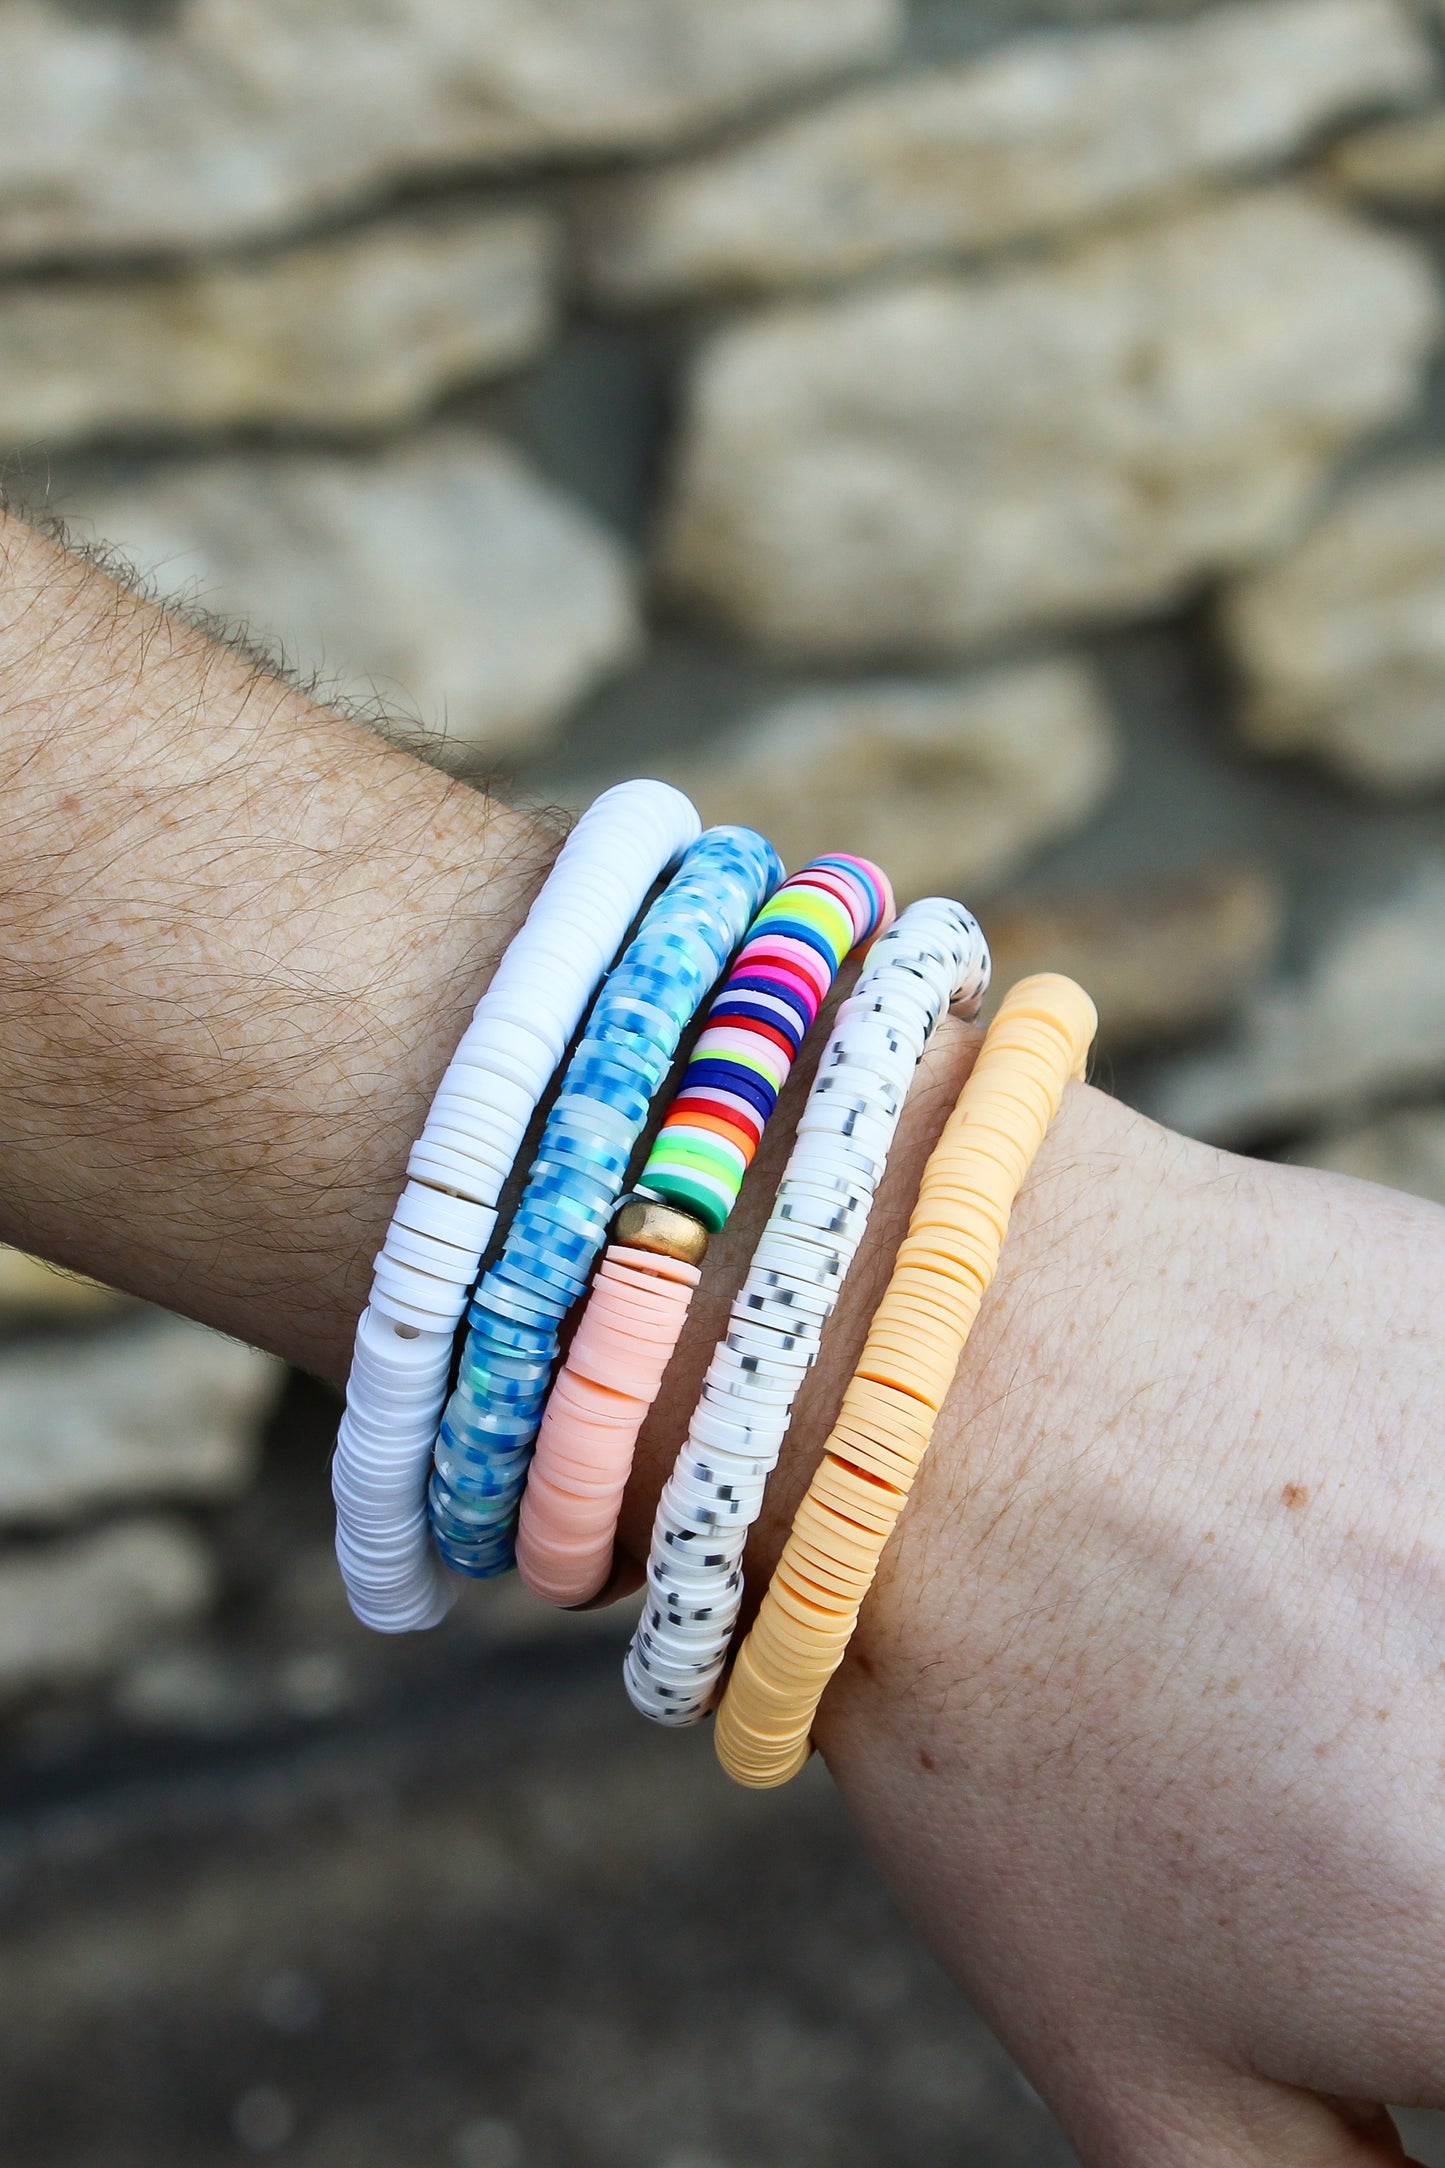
[714,973,1097,1789]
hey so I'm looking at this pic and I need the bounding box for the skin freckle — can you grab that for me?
[1281,1483,1310,1511]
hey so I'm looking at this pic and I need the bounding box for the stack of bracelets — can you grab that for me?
[334,776,1096,1784]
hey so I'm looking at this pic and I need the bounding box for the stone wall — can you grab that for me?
[2,0,1445,1702]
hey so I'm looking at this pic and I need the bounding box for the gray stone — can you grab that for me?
[0,1518,216,1701]
[0,1313,281,1525]
[0,210,558,447]
[1328,106,1445,206]
[77,434,642,759]
[1222,460,1445,792]
[985,864,1284,1057]
[1044,0,1251,11]
[0,0,901,267]
[650,658,1117,900]
[111,1645,271,1736]
[581,0,1433,305]
[112,1643,360,1733]
[1139,863,1445,1143]
[661,189,1439,659]
[1295,1103,1445,1207]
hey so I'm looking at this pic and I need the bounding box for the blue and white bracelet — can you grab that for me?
[428,824,783,1581]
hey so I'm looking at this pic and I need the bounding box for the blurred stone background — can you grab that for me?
[2,0,1445,2159]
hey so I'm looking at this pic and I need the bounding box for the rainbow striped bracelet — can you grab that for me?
[515,856,893,1610]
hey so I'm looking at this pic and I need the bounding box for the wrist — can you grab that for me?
[817,1086,1175,1746]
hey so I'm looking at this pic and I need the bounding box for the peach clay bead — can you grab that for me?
[513,1250,699,1607]
[714,973,1096,1789]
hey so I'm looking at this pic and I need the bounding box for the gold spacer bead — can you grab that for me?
[613,1196,709,1267]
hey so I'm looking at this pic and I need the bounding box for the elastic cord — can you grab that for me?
[334,779,700,1633]
[714,973,1097,1786]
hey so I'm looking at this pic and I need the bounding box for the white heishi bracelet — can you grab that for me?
[624,897,990,1724]
[334,779,701,1632]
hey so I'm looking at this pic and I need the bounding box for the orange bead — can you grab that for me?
[715,975,1096,1790]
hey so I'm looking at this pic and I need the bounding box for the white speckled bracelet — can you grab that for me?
[333,779,700,1633]
[624,897,990,1725]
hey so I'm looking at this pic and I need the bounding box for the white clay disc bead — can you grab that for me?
[336,781,700,1633]
[625,897,990,1718]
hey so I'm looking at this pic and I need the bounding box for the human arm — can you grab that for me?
[0,507,558,1375]
[3,504,1444,2165]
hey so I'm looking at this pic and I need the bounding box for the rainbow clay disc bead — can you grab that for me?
[429,825,782,1580]
[640,857,895,1231]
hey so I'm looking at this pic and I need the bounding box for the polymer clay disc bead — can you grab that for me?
[516,858,896,1611]
[624,897,991,1726]
[714,973,1097,1787]
[427,825,782,1582]
[334,778,700,1633]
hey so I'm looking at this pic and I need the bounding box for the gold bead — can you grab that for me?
[612,1196,709,1267]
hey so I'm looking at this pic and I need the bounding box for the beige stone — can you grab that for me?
[0,210,557,448]
[0,0,901,267]
[662,189,1439,659]
[75,434,642,760]
[1296,1103,1445,1207]
[1047,0,1240,11]
[0,1247,121,1319]
[985,865,1284,1058]
[0,1314,282,1525]
[0,1518,216,1701]
[1140,864,1445,1142]
[1222,460,1445,791]
[1328,107,1445,205]
[581,0,1432,305]
[652,658,1117,901]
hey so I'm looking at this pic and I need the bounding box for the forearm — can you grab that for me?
[0,509,557,1376]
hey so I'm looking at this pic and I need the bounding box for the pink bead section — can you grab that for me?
[515,1248,701,1607]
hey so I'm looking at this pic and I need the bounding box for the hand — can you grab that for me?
[624,1055,1445,2166]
